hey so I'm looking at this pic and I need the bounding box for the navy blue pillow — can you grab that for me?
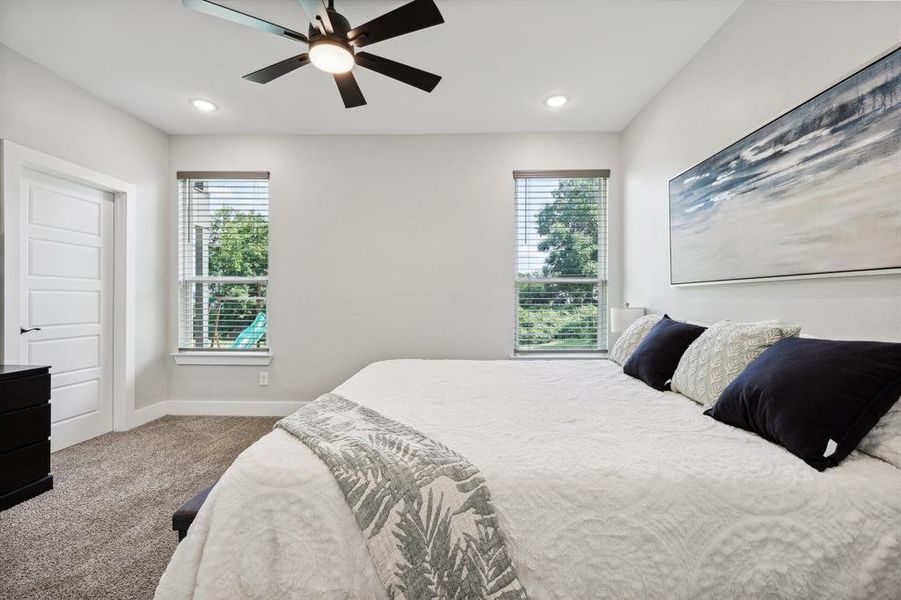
[623,315,706,391]
[707,337,901,471]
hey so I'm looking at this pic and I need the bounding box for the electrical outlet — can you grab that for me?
[258,371,269,386]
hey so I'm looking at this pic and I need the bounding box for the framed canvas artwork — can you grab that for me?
[669,46,901,285]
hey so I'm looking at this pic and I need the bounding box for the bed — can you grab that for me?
[155,359,901,599]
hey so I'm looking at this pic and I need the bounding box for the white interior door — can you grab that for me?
[18,168,115,451]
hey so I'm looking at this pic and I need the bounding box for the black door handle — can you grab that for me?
[20,327,42,334]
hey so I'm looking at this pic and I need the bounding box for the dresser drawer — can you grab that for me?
[0,404,50,454]
[0,440,51,495]
[1,374,51,412]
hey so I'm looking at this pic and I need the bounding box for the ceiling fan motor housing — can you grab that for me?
[310,8,351,39]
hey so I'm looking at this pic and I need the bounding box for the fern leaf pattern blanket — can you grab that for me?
[276,393,528,600]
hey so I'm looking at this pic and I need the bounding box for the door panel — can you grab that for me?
[29,290,100,326]
[28,335,100,373]
[29,184,102,235]
[44,366,101,390]
[28,239,101,279]
[50,380,101,423]
[18,168,114,451]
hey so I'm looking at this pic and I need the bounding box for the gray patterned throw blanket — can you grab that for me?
[276,393,528,600]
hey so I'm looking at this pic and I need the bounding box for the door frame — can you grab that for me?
[1,140,137,433]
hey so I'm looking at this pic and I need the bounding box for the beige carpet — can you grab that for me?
[0,415,277,600]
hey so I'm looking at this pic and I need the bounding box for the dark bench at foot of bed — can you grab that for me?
[173,483,215,542]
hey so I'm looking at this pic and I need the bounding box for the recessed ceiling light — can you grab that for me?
[544,95,568,108]
[190,99,218,112]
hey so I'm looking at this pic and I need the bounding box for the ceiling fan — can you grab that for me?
[183,0,445,108]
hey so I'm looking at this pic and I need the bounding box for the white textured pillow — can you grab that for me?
[671,320,801,407]
[858,398,901,468]
[609,314,662,366]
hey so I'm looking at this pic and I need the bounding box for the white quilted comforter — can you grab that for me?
[155,359,901,600]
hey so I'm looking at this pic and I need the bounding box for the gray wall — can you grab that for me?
[621,1,901,341]
[0,42,621,409]
[168,133,621,403]
[0,44,170,408]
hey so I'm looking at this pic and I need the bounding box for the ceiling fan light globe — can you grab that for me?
[309,41,355,74]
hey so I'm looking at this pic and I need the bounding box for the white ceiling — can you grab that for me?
[0,0,740,135]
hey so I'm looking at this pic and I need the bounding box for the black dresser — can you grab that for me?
[0,365,52,510]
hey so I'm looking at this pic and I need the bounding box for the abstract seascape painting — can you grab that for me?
[669,47,901,285]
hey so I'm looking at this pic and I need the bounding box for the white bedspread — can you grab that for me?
[155,359,901,600]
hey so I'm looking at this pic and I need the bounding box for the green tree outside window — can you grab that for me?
[207,208,269,347]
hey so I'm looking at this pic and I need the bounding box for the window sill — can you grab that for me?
[511,352,608,360]
[171,352,273,366]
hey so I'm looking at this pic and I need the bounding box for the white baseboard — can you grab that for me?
[130,401,169,428]
[166,400,302,417]
[127,399,302,428]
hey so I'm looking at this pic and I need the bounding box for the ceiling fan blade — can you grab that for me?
[355,52,440,92]
[296,0,333,34]
[243,54,311,84]
[183,0,308,43]
[333,72,366,108]
[348,0,444,48]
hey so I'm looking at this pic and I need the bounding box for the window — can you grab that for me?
[177,172,269,352]
[514,170,609,353]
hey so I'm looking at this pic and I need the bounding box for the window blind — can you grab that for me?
[177,173,270,351]
[514,171,608,352]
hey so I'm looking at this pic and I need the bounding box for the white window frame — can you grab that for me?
[171,171,272,366]
[512,169,610,358]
